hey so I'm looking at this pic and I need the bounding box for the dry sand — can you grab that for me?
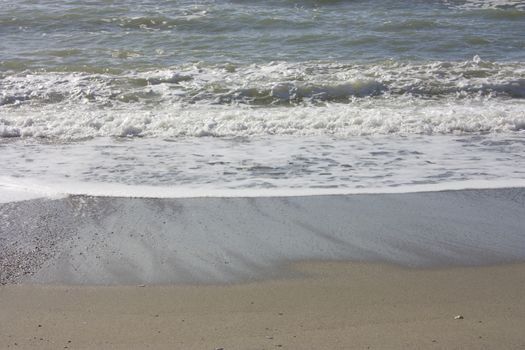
[1,261,525,350]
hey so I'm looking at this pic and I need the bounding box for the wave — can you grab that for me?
[1,97,524,139]
[376,19,443,31]
[447,0,525,11]
[1,58,525,107]
[2,58,525,139]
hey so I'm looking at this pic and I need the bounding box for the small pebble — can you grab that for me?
[454,315,464,320]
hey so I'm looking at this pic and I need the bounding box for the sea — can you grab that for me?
[1,0,525,200]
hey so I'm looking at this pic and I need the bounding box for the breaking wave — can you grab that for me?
[1,58,525,139]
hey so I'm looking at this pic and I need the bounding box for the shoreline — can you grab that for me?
[3,177,525,204]
[1,187,524,349]
[1,187,524,285]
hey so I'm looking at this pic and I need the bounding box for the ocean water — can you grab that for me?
[1,0,525,199]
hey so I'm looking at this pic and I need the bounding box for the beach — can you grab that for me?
[2,263,525,349]
[1,188,525,348]
[2,188,525,285]
[2,0,525,348]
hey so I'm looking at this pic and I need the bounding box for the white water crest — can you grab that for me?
[446,0,525,10]
[2,99,525,139]
[1,58,525,139]
[2,58,525,106]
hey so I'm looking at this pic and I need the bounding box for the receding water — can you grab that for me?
[1,135,524,191]
[1,0,524,197]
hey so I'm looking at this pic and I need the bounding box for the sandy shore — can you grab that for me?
[1,261,525,349]
[1,188,524,348]
[1,188,524,285]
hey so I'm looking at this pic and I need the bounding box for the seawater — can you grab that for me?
[1,0,525,198]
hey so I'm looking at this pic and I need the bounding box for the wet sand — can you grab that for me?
[1,188,524,349]
[1,188,524,285]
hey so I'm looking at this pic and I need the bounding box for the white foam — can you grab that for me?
[1,98,524,139]
[446,0,525,10]
[1,176,524,203]
[1,134,524,203]
[0,178,65,203]
[1,59,525,139]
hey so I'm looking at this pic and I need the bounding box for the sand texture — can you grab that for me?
[1,188,524,285]
[1,261,525,349]
[1,188,524,349]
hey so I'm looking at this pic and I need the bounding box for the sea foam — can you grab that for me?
[1,59,524,139]
[1,135,524,202]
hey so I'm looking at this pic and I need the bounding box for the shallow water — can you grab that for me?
[2,0,525,69]
[1,135,524,199]
[1,0,524,198]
